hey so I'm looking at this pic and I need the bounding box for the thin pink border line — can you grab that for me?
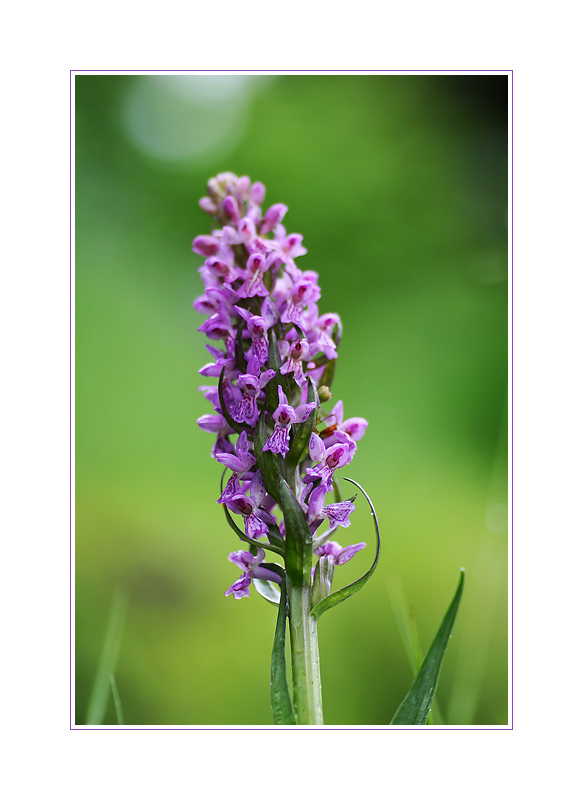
[69,70,513,730]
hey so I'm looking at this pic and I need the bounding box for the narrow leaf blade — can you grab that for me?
[270,581,296,724]
[390,570,465,726]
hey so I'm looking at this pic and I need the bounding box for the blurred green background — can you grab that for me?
[75,74,508,726]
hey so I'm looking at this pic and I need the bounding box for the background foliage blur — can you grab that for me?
[75,73,508,726]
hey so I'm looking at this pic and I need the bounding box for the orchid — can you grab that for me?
[192,173,463,726]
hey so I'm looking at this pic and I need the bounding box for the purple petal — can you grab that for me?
[335,542,367,565]
[228,550,256,570]
[215,452,243,471]
[309,433,325,463]
[225,574,251,599]
[259,369,276,389]
[295,402,317,423]
[323,500,356,528]
[197,413,226,434]
[192,235,219,257]
[339,417,369,442]
[277,384,288,407]
[250,566,283,584]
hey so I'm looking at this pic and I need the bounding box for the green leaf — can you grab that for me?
[287,377,318,468]
[278,474,313,585]
[310,477,380,621]
[270,581,296,724]
[253,579,281,606]
[85,588,129,725]
[254,413,281,504]
[390,570,465,725]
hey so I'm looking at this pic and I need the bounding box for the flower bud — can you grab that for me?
[249,181,266,205]
[192,235,219,257]
[260,203,288,234]
[318,386,332,403]
[199,197,217,215]
[222,195,240,223]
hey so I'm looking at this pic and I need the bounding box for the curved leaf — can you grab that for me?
[253,579,281,606]
[270,580,296,724]
[390,570,465,725]
[310,477,380,621]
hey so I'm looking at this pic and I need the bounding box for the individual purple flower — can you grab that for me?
[216,431,256,503]
[313,539,366,565]
[234,297,277,366]
[225,547,282,599]
[196,412,234,458]
[303,441,354,491]
[232,368,275,426]
[279,338,310,388]
[198,310,236,357]
[237,253,270,299]
[262,385,317,457]
[224,473,272,540]
[201,255,240,287]
[306,484,356,533]
[321,400,368,447]
[307,312,340,360]
[281,276,322,326]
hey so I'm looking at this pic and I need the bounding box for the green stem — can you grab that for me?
[287,579,323,725]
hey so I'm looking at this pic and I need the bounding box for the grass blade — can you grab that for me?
[390,570,465,725]
[109,673,125,725]
[85,588,129,725]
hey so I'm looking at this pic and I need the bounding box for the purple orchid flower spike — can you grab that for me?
[263,385,317,457]
[232,368,275,425]
[224,472,273,540]
[193,174,379,724]
[216,431,257,503]
[225,547,283,599]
